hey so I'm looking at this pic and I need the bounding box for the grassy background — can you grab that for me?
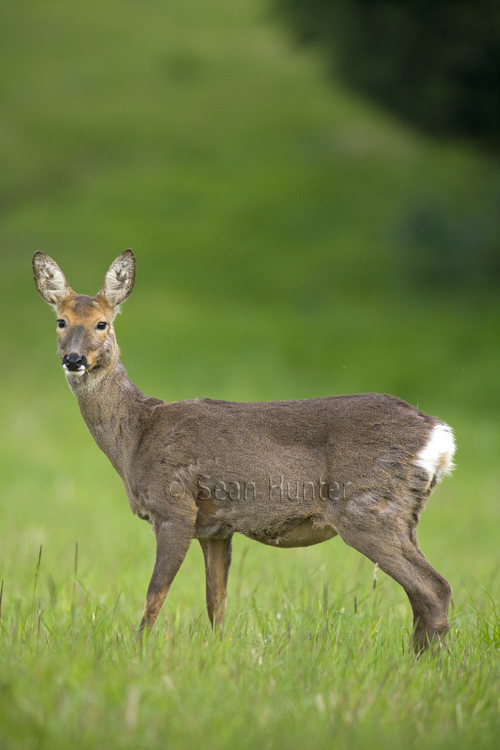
[1,0,499,748]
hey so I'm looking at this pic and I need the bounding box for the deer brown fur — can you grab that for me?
[33,250,455,652]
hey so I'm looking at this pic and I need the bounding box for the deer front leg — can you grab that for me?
[139,513,196,636]
[198,536,233,630]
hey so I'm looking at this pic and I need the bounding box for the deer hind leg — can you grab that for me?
[336,513,452,653]
[198,536,233,630]
[139,510,197,636]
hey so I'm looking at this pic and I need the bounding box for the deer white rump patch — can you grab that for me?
[415,423,456,485]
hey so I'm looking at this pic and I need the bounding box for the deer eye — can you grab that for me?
[96,321,108,330]
[57,319,66,329]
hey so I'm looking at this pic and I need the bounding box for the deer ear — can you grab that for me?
[33,252,72,309]
[98,249,136,310]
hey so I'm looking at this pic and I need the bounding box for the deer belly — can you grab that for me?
[248,518,338,548]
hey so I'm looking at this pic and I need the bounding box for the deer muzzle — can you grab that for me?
[63,353,88,376]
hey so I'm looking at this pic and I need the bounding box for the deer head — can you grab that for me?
[33,250,135,380]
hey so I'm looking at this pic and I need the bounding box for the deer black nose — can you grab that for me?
[63,353,88,371]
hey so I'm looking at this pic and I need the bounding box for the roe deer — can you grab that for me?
[33,250,455,651]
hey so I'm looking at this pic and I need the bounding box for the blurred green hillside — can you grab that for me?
[2,0,500,400]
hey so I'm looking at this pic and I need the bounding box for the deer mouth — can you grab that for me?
[63,363,87,376]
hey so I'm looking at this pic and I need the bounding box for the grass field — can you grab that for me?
[1,1,500,748]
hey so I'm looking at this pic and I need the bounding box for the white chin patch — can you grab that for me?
[415,423,456,484]
[64,366,86,377]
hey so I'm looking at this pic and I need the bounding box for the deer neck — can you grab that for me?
[66,356,161,479]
